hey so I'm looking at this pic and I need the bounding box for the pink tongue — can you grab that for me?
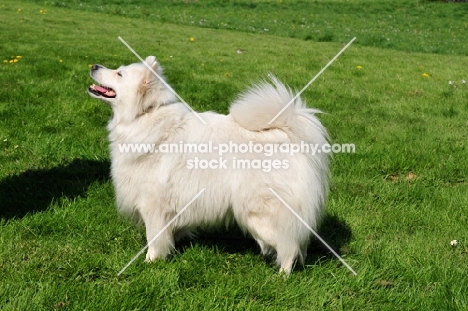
[94,85,110,93]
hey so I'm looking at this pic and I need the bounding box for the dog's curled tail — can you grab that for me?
[229,76,328,144]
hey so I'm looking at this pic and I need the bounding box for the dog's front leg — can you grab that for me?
[142,211,175,262]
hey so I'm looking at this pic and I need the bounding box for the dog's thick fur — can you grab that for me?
[88,56,329,274]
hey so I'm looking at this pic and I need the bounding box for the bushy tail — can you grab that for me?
[229,75,329,146]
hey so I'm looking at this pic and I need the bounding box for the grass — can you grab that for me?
[20,0,468,55]
[1,0,468,310]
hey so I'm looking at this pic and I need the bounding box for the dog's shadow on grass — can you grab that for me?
[0,159,110,220]
[176,213,353,269]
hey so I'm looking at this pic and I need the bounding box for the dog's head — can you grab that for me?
[88,56,175,123]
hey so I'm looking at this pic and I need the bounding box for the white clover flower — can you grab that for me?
[450,240,458,246]
[449,81,453,85]
[462,79,466,84]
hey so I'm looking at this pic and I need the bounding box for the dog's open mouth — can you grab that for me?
[89,84,116,98]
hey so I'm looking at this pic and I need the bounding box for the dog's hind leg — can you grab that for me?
[276,217,312,274]
[244,215,302,275]
[276,239,301,275]
[235,197,295,273]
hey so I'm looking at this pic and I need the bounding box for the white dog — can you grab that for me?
[88,56,329,274]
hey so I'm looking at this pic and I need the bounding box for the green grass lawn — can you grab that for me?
[1,0,467,309]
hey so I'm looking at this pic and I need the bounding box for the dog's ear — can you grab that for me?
[138,56,161,114]
[138,55,173,116]
[144,56,158,72]
[138,81,157,115]
[143,56,161,85]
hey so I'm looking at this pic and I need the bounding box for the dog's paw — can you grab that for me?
[145,248,168,263]
[279,266,292,276]
[145,251,160,263]
[144,253,154,263]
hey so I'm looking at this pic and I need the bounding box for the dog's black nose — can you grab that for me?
[91,64,101,71]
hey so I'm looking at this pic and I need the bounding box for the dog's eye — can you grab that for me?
[117,71,122,77]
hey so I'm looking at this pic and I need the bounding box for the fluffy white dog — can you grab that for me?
[88,56,329,274]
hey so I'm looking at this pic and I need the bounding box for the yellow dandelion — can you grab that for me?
[39,9,43,13]
[17,8,22,13]
[16,56,22,59]
[422,73,429,77]
[9,60,14,64]
[13,59,18,63]
[356,65,363,70]
[59,59,63,63]
[3,60,8,63]
[88,64,93,68]
[189,37,195,42]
